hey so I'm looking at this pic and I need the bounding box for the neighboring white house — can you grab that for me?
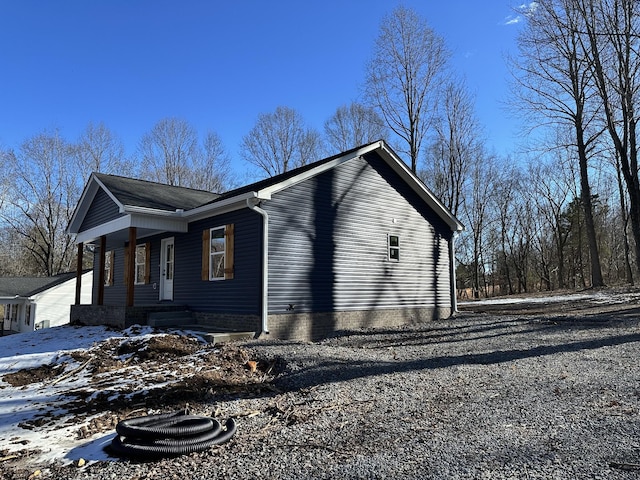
[0,271,93,334]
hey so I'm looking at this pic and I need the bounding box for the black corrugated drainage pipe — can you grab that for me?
[107,410,236,459]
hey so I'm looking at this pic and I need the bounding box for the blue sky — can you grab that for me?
[0,1,530,177]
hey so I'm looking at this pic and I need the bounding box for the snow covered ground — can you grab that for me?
[0,325,183,466]
[458,288,640,306]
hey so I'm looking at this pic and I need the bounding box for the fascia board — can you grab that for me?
[182,191,258,222]
[122,205,186,217]
[255,142,384,199]
[378,144,465,232]
[67,174,125,234]
[0,296,26,304]
[75,216,132,244]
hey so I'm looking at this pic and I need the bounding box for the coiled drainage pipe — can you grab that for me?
[107,410,237,458]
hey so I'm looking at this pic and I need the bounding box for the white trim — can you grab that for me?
[183,191,258,222]
[122,205,186,217]
[255,142,384,199]
[75,213,189,244]
[67,174,125,234]
[75,216,132,244]
[388,234,400,262]
[159,237,175,301]
[376,144,464,232]
[450,232,459,313]
[246,198,269,334]
[133,244,147,285]
[93,175,125,211]
[208,226,226,281]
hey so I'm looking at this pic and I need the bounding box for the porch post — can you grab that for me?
[97,236,106,305]
[126,227,136,307]
[75,243,84,305]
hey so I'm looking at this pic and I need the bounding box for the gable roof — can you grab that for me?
[0,272,79,299]
[185,140,464,232]
[68,140,463,241]
[93,173,220,211]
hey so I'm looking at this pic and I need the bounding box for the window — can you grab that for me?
[388,234,400,261]
[104,250,114,286]
[124,243,150,285]
[134,244,147,284]
[25,304,31,326]
[210,227,225,280]
[202,224,234,281]
[10,304,18,325]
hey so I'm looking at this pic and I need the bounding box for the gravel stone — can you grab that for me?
[4,297,640,479]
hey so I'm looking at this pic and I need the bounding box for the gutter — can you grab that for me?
[450,232,459,314]
[246,198,269,335]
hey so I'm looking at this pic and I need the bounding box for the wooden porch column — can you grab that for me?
[75,243,84,305]
[97,235,106,305]
[126,227,137,307]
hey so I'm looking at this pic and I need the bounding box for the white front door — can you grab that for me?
[160,237,175,301]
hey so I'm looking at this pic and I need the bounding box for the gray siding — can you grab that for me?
[265,153,452,315]
[95,209,262,315]
[81,188,124,231]
[176,211,262,314]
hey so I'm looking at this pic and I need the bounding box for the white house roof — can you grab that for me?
[0,272,79,300]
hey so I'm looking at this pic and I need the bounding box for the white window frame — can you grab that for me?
[209,226,225,281]
[134,244,146,285]
[388,234,400,262]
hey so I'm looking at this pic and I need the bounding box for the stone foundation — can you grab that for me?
[70,304,189,329]
[264,306,452,341]
[193,312,261,334]
[70,305,453,342]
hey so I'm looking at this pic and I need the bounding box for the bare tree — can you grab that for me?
[513,0,604,286]
[528,151,574,289]
[0,131,78,276]
[324,102,387,153]
[241,106,323,177]
[458,150,500,298]
[138,117,200,186]
[138,118,233,190]
[190,131,234,193]
[573,0,640,277]
[422,80,480,217]
[74,122,133,185]
[364,5,449,172]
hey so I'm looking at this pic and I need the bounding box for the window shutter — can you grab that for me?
[224,224,235,280]
[202,229,210,280]
[107,251,114,286]
[144,242,151,284]
[124,246,129,284]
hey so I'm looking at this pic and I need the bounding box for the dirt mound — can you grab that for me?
[0,332,284,453]
[3,363,66,387]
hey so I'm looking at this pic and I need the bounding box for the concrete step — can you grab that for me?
[200,331,255,345]
[147,311,194,328]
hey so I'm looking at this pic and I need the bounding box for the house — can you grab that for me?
[67,141,464,340]
[0,271,93,334]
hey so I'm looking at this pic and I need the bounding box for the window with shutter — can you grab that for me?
[203,224,234,281]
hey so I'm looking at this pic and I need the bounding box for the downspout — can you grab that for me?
[449,232,459,314]
[246,198,269,334]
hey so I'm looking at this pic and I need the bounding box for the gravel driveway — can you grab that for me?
[9,297,640,479]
